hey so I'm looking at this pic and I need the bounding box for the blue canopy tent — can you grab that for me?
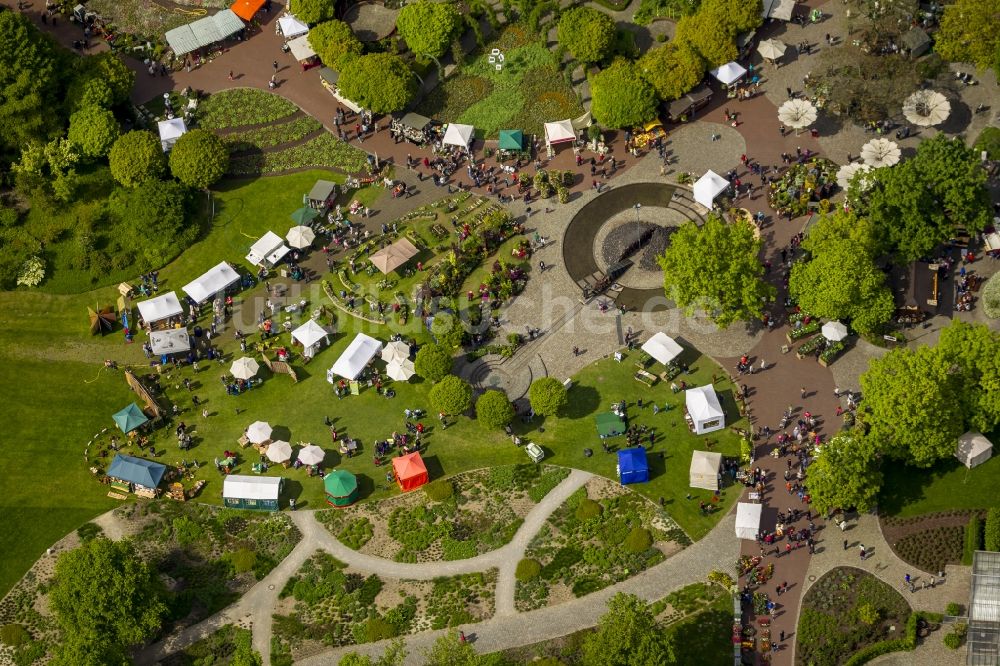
[617,447,649,485]
[106,454,166,493]
[112,403,149,433]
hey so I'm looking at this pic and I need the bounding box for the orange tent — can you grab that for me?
[392,452,428,492]
[230,0,265,21]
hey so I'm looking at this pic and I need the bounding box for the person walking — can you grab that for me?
[272,60,278,72]
[800,386,807,399]
[759,358,766,371]
[843,538,848,550]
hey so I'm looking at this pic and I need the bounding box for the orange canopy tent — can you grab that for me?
[231,0,265,21]
[392,452,428,492]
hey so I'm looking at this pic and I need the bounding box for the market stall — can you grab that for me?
[328,333,382,380]
[543,119,576,148]
[324,469,359,507]
[113,403,150,434]
[391,112,433,145]
[231,0,265,21]
[277,14,309,40]
[136,291,184,329]
[617,447,650,485]
[318,68,363,113]
[287,34,320,69]
[246,231,290,268]
[306,179,337,211]
[442,123,475,152]
[183,261,240,304]
[291,319,330,359]
[165,9,246,58]
[369,238,419,274]
[497,129,525,159]
[392,452,429,491]
[690,450,723,490]
[223,475,283,510]
[157,118,187,152]
[693,170,730,210]
[685,385,725,434]
[630,119,666,150]
[106,454,166,498]
[710,61,747,87]
[665,84,712,123]
[149,328,191,357]
[641,332,683,366]
[735,502,762,540]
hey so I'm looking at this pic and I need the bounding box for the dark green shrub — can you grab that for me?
[0,624,28,647]
[357,574,383,605]
[540,545,583,579]
[946,602,962,616]
[441,537,476,560]
[424,479,455,502]
[173,515,204,547]
[943,632,962,649]
[76,522,103,542]
[624,527,653,553]
[575,498,602,521]
[963,515,982,565]
[516,558,542,581]
[985,508,1000,551]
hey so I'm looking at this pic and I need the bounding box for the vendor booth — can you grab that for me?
[113,403,149,434]
[183,261,240,304]
[328,333,382,380]
[324,469,359,507]
[370,238,419,274]
[442,123,475,152]
[165,10,245,58]
[224,475,283,511]
[596,412,625,438]
[318,68,363,113]
[392,452,429,492]
[957,432,994,469]
[157,118,187,152]
[617,447,650,485]
[735,502,762,540]
[544,119,575,147]
[391,112,433,144]
[107,454,166,498]
[291,319,331,359]
[246,231,291,268]
[136,291,184,329]
[710,61,747,86]
[690,450,723,491]
[665,84,712,123]
[685,385,725,434]
[762,0,796,21]
[231,0,265,21]
[307,179,337,211]
[693,170,730,210]
[277,14,309,40]
[498,129,524,153]
[288,35,319,68]
[641,332,683,366]
[149,328,191,357]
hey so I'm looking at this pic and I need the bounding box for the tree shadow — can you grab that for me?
[564,385,601,418]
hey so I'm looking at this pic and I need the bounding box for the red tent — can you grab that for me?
[231,0,265,21]
[392,452,428,492]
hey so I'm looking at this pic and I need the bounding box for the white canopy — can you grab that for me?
[641,332,683,365]
[329,333,382,380]
[386,358,416,381]
[822,320,848,341]
[690,450,723,491]
[286,225,315,249]
[246,231,290,267]
[183,261,240,303]
[693,170,729,209]
[266,440,293,463]
[381,340,410,364]
[277,14,308,39]
[224,475,282,501]
[288,34,316,61]
[443,123,475,149]
[957,432,993,469]
[710,61,747,86]
[246,420,272,444]
[149,328,190,356]
[763,0,795,21]
[137,292,183,324]
[157,118,187,151]
[544,119,575,146]
[291,319,329,353]
[735,502,763,540]
[685,384,725,434]
[296,444,326,466]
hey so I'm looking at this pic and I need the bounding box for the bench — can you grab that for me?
[634,369,657,387]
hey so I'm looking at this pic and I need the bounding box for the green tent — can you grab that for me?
[113,403,149,434]
[324,469,359,507]
[595,412,625,438]
[290,206,319,225]
[498,129,524,151]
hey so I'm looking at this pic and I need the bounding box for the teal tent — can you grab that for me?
[113,403,149,433]
[290,206,319,225]
[324,469,359,507]
[595,412,625,438]
[498,130,524,151]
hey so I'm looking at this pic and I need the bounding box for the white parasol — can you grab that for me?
[386,358,416,381]
[230,357,260,380]
[296,443,325,466]
[902,90,950,127]
[822,320,849,341]
[777,98,818,133]
[757,38,787,61]
[246,420,272,444]
[381,340,410,365]
[266,440,293,463]
[286,225,316,249]
[836,162,873,190]
[860,138,901,168]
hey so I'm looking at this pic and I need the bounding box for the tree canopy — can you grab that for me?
[339,640,406,666]
[423,630,505,666]
[529,377,568,417]
[557,7,617,64]
[806,434,883,514]
[937,321,1000,434]
[589,60,658,129]
[168,128,229,189]
[476,389,515,429]
[657,215,775,328]
[339,53,417,114]
[290,0,336,25]
[638,41,705,102]
[68,106,120,158]
[109,130,166,187]
[107,179,193,269]
[673,11,737,67]
[429,311,466,350]
[309,20,364,70]
[414,343,454,382]
[935,0,1000,76]
[430,375,473,415]
[581,593,675,666]
[68,52,134,112]
[396,0,463,59]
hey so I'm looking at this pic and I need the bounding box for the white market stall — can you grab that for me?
[735,502,762,540]
[641,332,683,366]
[957,432,994,469]
[762,0,796,21]
[291,319,330,359]
[710,61,747,86]
[223,475,283,511]
[157,118,187,152]
[246,231,290,268]
[685,384,725,434]
[277,14,308,40]
[183,261,240,304]
[136,292,184,328]
[287,35,317,63]
[693,170,730,210]
[690,450,723,491]
[149,328,191,356]
[544,119,575,147]
[327,333,382,381]
[442,123,475,151]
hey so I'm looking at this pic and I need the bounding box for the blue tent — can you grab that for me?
[617,447,650,485]
[106,454,166,489]
[112,403,149,433]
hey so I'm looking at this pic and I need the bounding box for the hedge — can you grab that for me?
[842,612,943,666]
[963,515,983,565]
[985,508,1000,551]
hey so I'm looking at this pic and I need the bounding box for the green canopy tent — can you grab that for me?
[113,403,149,434]
[324,469,359,507]
[290,206,319,225]
[498,130,524,151]
[595,412,625,438]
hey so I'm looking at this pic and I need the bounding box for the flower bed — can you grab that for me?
[222,116,323,154]
[197,89,298,131]
[768,158,838,218]
[787,320,822,341]
[227,133,369,176]
[796,335,825,358]
[818,341,846,366]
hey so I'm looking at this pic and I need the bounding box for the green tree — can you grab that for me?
[107,179,192,269]
[414,343,454,382]
[581,593,674,666]
[68,52,134,111]
[859,345,966,467]
[308,20,363,70]
[806,48,921,124]
[704,0,763,33]
[339,639,406,666]
[290,0,335,24]
[935,0,1000,76]
[66,76,113,113]
[396,0,462,59]
[68,106,120,158]
[476,389,514,429]
[937,321,1000,434]
[424,630,505,666]
[430,311,466,350]
[430,375,473,415]
[806,434,883,514]
[860,161,946,262]
[339,53,417,114]
[673,11,737,67]
[589,60,658,129]
[909,134,991,236]
[657,215,775,328]
[638,41,705,102]
[557,7,617,64]
[109,130,165,187]
[48,538,165,664]
[529,377,568,417]
[168,128,229,189]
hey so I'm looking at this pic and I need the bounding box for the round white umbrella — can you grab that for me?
[836,162,873,190]
[757,38,787,61]
[296,443,325,466]
[230,357,260,380]
[380,340,410,365]
[860,138,901,168]
[246,420,272,444]
[822,320,849,342]
[286,225,316,249]
[902,90,950,127]
[266,440,292,463]
[777,98,818,133]
[386,358,416,381]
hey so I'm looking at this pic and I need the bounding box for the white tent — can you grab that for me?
[957,432,993,469]
[641,332,683,366]
[148,328,190,356]
[246,231,290,267]
[763,0,796,21]
[544,119,575,146]
[291,319,330,358]
[157,118,187,152]
[443,123,475,149]
[224,475,282,501]
[735,502,762,540]
[136,292,183,325]
[690,450,723,491]
[693,170,730,209]
[277,14,309,39]
[685,384,725,434]
[710,61,747,86]
[288,35,317,61]
[183,261,240,303]
[328,333,382,380]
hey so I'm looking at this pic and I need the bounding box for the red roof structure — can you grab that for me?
[392,452,428,492]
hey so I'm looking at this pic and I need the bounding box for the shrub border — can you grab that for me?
[842,611,944,666]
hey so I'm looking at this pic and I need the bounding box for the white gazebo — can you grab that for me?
[328,333,382,381]
[148,328,190,356]
[710,61,747,86]
[641,332,683,366]
[685,384,725,434]
[544,119,575,147]
[693,170,730,209]
[136,292,184,326]
[287,34,317,62]
[157,118,187,152]
[291,319,330,358]
[735,502,763,540]
[246,231,290,268]
[277,14,309,40]
[690,450,723,491]
[822,320,848,341]
[957,432,993,469]
[182,261,240,304]
[442,123,475,150]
